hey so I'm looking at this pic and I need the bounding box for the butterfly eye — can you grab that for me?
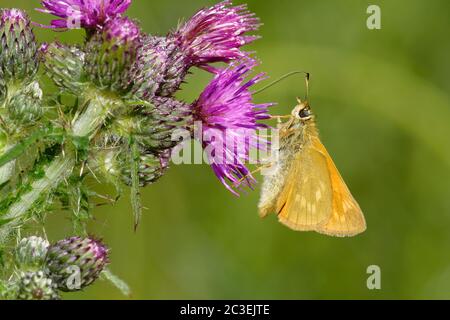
[298,108,311,119]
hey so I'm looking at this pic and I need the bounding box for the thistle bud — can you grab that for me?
[121,149,170,187]
[46,237,109,292]
[7,81,43,124]
[132,97,192,152]
[16,271,60,300]
[40,42,86,94]
[15,236,49,269]
[0,9,38,83]
[93,145,170,187]
[132,36,187,99]
[85,17,141,93]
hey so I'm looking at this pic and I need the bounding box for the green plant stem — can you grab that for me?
[0,149,15,185]
[0,89,121,243]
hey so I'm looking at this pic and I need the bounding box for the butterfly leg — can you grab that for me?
[235,163,274,186]
[270,115,291,122]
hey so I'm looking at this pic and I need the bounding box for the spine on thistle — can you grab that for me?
[46,237,109,292]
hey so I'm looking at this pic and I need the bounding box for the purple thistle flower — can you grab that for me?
[1,8,28,24]
[192,60,272,195]
[103,15,140,45]
[36,0,132,30]
[131,1,261,99]
[174,0,261,72]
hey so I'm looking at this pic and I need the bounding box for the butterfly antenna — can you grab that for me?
[254,71,310,95]
[305,72,310,102]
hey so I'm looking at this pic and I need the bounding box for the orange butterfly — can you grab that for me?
[258,97,366,237]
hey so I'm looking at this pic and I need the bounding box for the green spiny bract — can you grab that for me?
[129,97,192,153]
[14,236,49,270]
[16,271,60,300]
[7,81,43,125]
[92,142,170,188]
[46,237,109,292]
[131,36,188,99]
[84,17,141,94]
[0,9,38,84]
[41,42,87,94]
[121,149,170,187]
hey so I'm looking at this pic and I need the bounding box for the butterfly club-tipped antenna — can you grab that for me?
[255,71,311,122]
[254,70,311,96]
[296,72,311,106]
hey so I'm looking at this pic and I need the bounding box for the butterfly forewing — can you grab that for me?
[312,138,366,237]
[276,142,333,231]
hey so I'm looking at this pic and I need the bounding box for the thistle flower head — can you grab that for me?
[192,60,272,194]
[16,271,60,300]
[85,17,141,92]
[120,149,171,187]
[174,0,260,72]
[1,8,28,24]
[0,8,38,82]
[131,36,186,99]
[103,15,140,46]
[131,97,192,152]
[37,0,132,30]
[131,1,261,99]
[40,42,86,94]
[8,81,43,125]
[15,236,50,269]
[46,236,109,292]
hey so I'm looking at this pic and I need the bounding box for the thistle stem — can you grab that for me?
[0,90,120,243]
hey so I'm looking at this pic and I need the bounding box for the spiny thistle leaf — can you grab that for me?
[0,126,64,168]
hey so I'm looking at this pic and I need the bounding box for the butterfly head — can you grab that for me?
[292,98,314,122]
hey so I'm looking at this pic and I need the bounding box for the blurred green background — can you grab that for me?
[3,0,450,299]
